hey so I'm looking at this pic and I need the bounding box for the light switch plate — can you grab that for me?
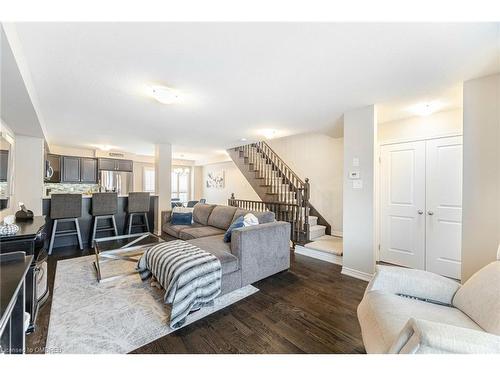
[353,180,363,189]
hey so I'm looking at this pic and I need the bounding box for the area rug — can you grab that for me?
[45,254,258,354]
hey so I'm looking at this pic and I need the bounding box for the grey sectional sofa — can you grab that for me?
[161,203,291,295]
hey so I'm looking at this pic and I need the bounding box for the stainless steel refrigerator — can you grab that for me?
[99,170,133,195]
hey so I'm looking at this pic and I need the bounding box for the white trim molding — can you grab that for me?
[294,245,343,266]
[341,266,373,282]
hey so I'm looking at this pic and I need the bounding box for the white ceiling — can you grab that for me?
[377,84,463,124]
[6,23,500,159]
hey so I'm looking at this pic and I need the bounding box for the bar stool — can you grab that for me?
[48,194,83,255]
[126,192,150,234]
[91,192,118,246]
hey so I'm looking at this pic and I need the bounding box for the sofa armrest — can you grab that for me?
[161,210,172,228]
[231,221,291,285]
[389,318,500,354]
[366,265,461,305]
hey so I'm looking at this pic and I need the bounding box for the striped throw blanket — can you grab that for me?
[137,240,222,328]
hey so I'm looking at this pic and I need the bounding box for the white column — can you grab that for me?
[342,105,378,281]
[154,143,172,235]
[13,135,44,215]
[462,74,500,281]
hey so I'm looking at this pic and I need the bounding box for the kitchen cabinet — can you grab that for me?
[0,150,8,181]
[116,159,133,172]
[80,158,97,183]
[98,158,133,172]
[62,156,81,182]
[45,154,61,183]
[98,158,116,171]
[59,156,98,183]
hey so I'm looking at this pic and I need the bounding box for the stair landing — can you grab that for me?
[304,235,343,256]
[295,235,343,265]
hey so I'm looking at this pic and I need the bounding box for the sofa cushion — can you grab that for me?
[207,205,238,230]
[192,204,217,225]
[232,208,275,224]
[162,222,203,238]
[357,290,482,353]
[187,234,239,275]
[178,225,225,240]
[453,261,500,335]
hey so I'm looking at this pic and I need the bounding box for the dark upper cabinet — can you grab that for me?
[62,156,81,182]
[98,158,116,171]
[116,159,133,172]
[45,154,61,183]
[0,150,9,182]
[80,158,97,183]
[98,158,133,172]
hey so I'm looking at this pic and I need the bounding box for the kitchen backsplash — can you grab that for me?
[44,183,99,196]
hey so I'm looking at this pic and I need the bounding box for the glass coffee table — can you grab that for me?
[93,232,164,282]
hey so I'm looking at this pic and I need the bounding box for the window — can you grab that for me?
[172,166,191,202]
[143,167,155,193]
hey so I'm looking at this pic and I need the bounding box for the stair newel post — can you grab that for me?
[304,178,310,242]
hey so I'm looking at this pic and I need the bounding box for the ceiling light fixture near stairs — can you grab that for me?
[151,85,180,104]
[259,129,277,139]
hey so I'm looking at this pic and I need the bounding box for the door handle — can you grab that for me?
[417,210,424,215]
[427,211,434,216]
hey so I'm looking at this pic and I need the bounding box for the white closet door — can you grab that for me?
[425,136,463,279]
[380,141,426,269]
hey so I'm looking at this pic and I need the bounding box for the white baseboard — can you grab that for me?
[341,266,373,282]
[294,245,343,266]
[331,231,343,238]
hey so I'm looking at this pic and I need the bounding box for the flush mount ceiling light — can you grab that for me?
[259,129,277,139]
[409,101,443,117]
[240,138,247,142]
[151,85,180,104]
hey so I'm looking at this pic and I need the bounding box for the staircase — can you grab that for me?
[228,141,330,245]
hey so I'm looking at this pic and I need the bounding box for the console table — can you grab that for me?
[0,216,47,332]
[0,252,33,354]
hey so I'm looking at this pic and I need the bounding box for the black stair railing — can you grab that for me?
[229,141,311,244]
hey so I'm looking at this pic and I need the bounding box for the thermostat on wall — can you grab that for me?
[349,171,360,179]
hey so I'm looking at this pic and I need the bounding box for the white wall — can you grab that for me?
[133,161,154,192]
[378,108,462,143]
[193,166,203,200]
[462,74,500,281]
[342,105,377,280]
[201,161,260,205]
[267,133,344,234]
[155,144,172,234]
[14,135,44,215]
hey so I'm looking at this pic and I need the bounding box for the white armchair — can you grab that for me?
[357,247,500,354]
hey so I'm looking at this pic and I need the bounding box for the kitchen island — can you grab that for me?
[42,194,158,249]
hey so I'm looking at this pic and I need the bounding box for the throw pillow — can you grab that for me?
[243,213,259,227]
[171,212,193,225]
[224,215,245,243]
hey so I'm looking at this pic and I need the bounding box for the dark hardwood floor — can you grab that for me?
[27,245,368,354]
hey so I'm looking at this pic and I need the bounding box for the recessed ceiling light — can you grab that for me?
[151,85,180,104]
[240,138,247,142]
[409,101,443,117]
